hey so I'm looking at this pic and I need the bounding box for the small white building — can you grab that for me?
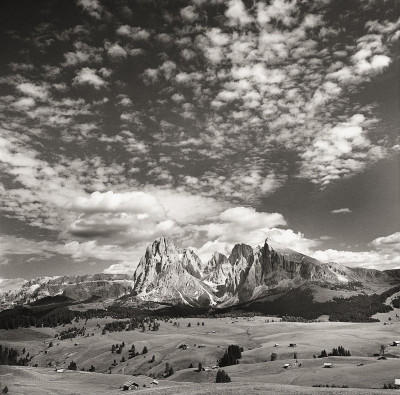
[283,363,291,369]
[395,378,400,386]
[323,362,333,368]
[123,381,139,391]
[392,341,400,346]
[150,379,159,386]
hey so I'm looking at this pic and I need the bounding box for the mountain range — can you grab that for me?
[1,237,398,311]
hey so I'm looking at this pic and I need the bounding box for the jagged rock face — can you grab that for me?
[203,252,230,285]
[133,237,215,306]
[2,237,399,311]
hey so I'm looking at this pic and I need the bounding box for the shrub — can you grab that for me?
[216,369,231,383]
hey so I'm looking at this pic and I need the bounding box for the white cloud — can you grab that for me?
[219,206,286,230]
[226,0,253,26]
[77,0,104,19]
[313,232,400,269]
[371,232,400,253]
[180,6,199,22]
[330,208,352,214]
[17,82,48,99]
[105,42,127,59]
[13,97,36,109]
[116,25,151,40]
[0,278,26,291]
[70,190,165,217]
[73,67,107,89]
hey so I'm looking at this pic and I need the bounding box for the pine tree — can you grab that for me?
[216,369,231,383]
[142,346,148,354]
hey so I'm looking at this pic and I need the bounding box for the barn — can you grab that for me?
[123,381,139,391]
[323,362,333,368]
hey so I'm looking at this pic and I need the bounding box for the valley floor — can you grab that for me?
[1,315,400,394]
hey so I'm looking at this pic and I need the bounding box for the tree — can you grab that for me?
[294,352,298,359]
[89,365,95,372]
[216,369,231,383]
[271,353,278,361]
[121,356,125,363]
[150,355,155,363]
[319,350,328,358]
[2,385,8,394]
[189,362,194,368]
[380,344,386,356]
[188,323,191,327]
[142,346,148,354]
[168,366,174,376]
[111,344,116,353]
[198,362,203,372]
[68,361,77,370]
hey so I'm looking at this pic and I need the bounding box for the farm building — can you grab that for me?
[289,343,297,347]
[123,381,139,391]
[283,364,291,369]
[323,363,333,368]
[55,368,65,373]
[150,379,159,386]
[392,341,400,346]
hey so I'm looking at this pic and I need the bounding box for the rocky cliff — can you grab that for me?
[1,237,398,310]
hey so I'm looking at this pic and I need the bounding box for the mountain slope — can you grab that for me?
[1,237,398,311]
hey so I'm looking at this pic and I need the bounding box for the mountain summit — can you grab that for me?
[1,237,397,310]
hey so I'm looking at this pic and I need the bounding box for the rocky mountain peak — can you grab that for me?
[229,243,254,265]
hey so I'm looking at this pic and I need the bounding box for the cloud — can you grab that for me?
[219,206,286,229]
[0,278,26,291]
[299,114,385,186]
[73,67,107,88]
[77,0,104,19]
[312,232,400,269]
[13,97,36,109]
[180,6,199,22]
[116,25,151,40]
[63,42,103,66]
[70,190,165,217]
[371,232,400,253]
[105,42,127,59]
[330,208,352,214]
[17,82,48,99]
[225,0,253,26]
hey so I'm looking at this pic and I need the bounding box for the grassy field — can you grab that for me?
[1,316,400,394]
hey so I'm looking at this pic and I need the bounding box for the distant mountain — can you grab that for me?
[1,237,398,311]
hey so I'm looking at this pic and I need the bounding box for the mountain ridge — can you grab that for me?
[1,237,398,311]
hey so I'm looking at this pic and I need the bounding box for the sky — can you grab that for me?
[0,0,399,287]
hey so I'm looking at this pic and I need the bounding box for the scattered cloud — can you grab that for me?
[77,0,104,19]
[0,0,399,279]
[330,208,352,214]
[73,67,107,88]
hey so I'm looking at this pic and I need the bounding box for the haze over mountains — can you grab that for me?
[1,237,398,311]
